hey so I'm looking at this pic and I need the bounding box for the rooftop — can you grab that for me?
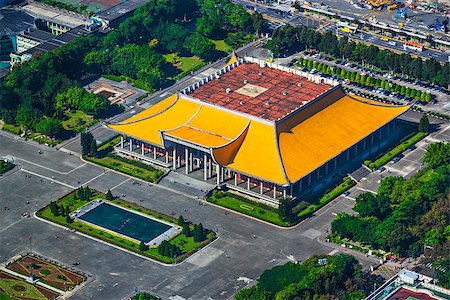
[0,9,35,36]
[22,25,90,55]
[94,0,147,22]
[387,287,437,300]
[188,63,333,122]
[19,29,54,43]
[110,88,409,185]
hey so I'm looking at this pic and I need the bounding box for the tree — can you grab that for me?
[66,215,73,223]
[425,93,432,102]
[183,33,215,60]
[354,192,390,219]
[193,223,206,242]
[80,132,94,156]
[35,117,62,138]
[89,138,97,157]
[423,142,450,169]
[278,199,293,222]
[251,11,265,35]
[418,115,430,133]
[139,241,149,251]
[106,190,114,200]
[182,223,191,237]
[178,215,185,226]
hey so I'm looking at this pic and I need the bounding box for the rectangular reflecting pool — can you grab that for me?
[78,202,172,243]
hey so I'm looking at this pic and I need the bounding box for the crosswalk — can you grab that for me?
[425,262,447,273]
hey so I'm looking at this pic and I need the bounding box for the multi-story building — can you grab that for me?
[109,56,410,205]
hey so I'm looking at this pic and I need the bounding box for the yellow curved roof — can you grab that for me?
[108,97,201,146]
[278,96,409,182]
[110,89,408,186]
[214,121,288,185]
[119,94,178,123]
[165,105,249,148]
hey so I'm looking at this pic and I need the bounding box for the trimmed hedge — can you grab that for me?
[297,178,356,218]
[365,131,427,170]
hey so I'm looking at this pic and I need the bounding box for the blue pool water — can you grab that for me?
[79,203,171,242]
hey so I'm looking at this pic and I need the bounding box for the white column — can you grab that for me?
[273,185,277,199]
[247,178,250,190]
[165,151,169,163]
[120,136,124,148]
[221,167,224,182]
[189,152,193,172]
[185,148,189,174]
[129,139,132,151]
[260,182,263,194]
[216,164,220,184]
[203,154,207,181]
[234,173,237,185]
[172,148,177,170]
[153,146,157,159]
[208,159,212,178]
[177,156,180,168]
[283,189,286,199]
[141,143,144,155]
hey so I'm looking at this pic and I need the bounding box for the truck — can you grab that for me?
[388,41,397,46]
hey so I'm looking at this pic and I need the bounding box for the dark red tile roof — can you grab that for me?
[387,287,438,300]
[189,63,333,121]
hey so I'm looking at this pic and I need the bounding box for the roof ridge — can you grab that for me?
[273,124,290,186]
[112,93,180,125]
[348,94,411,108]
[159,102,204,145]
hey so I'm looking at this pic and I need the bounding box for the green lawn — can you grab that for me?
[365,131,427,170]
[61,110,97,133]
[207,193,289,227]
[85,135,164,183]
[0,291,17,300]
[163,53,204,73]
[86,155,164,183]
[212,40,232,53]
[1,123,22,135]
[36,190,216,264]
[0,279,47,300]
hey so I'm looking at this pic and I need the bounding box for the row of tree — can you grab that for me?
[331,142,449,261]
[50,201,70,217]
[266,25,450,87]
[75,186,93,201]
[236,254,374,299]
[178,215,207,242]
[298,58,432,102]
[157,240,182,258]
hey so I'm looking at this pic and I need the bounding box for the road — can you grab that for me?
[232,0,450,63]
